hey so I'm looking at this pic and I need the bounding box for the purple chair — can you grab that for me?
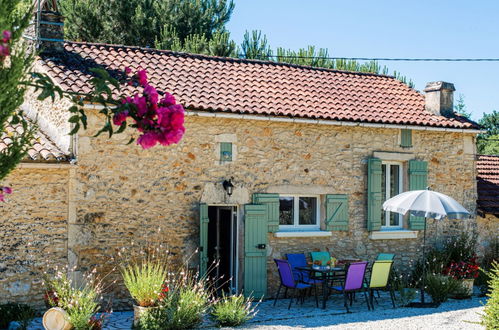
[274,259,317,309]
[328,261,371,312]
[286,253,322,285]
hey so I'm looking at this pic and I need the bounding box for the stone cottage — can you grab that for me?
[0,9,484,306]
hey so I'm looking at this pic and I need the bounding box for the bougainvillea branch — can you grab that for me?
[30,67,185,149]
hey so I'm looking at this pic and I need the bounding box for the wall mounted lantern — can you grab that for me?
[222,178,234,196]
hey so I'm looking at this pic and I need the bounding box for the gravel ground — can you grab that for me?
[244,298,485,329]
[28,293,487,329]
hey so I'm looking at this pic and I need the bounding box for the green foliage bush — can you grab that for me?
[0,303,35,329]
[211,293,256,327]
[482,261,499,329]
[425,274,461,304]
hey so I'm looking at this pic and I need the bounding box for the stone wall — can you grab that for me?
[476,213,499,257]
[0,167,69,308]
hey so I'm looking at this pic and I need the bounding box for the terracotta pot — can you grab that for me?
[42,307,73,330]
[461,278,474,296]
[133,305,159,327]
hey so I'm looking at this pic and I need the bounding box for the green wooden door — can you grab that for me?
[199,203,209,278]
[243,204,268,298]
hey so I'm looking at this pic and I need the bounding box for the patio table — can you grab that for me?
[296,266,344,309]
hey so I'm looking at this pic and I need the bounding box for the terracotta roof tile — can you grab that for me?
[477,154,499,216]
[39,42,479,129]
[0,121,70,163]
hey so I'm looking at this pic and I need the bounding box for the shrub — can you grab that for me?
[211,293,256,327]
[391,268,417,307]
[44,270,105,330]
[425,274,461,304]
[0,303,35,329]
[481,261,499,329]
[121,258,169,307]
[134,269,210,330]
[477,240,499,296]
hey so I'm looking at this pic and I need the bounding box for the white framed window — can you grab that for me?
[381,161,403,229]
[279,195,320,230]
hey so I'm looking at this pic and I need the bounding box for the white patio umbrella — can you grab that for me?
[382,189,470,306]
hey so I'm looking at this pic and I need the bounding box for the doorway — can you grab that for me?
[207,206,238,293]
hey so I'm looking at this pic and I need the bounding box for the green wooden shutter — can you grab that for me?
[367,158,383,231]
[199,203,209,278]
[325,194,349,231]
[243,204,268,298]
[252,193,279,233]
[409,160,428,230]
[400,129,413,147]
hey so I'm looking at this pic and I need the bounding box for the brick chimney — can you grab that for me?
[424,81,455,117]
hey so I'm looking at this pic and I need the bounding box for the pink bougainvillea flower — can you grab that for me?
[124,67,132,74]
[2,187,12,194]
[137,70,148,86]
[137,131,158,149]
[144,85,159,104]
[159,93,176,107]
[132,95,148,117]
[112,111,128,126]
[2,30,11,42]
[0,194,4,202]
[0,44,9,57]
[169,105,185,129]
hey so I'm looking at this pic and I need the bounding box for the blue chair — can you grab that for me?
[287,253,322,285]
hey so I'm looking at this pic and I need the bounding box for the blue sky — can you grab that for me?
[226,0,499,121]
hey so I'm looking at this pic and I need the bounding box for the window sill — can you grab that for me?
[369,230,418,240]
[274,231,332,238]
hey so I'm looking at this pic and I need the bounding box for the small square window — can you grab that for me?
[220,142,232,161]
[279,195,319,230]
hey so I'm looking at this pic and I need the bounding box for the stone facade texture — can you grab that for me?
[1,111,483,306]
[0,168,69,308]
[476,214,499,257]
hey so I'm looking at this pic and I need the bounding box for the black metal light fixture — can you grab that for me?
[222,178,234,196]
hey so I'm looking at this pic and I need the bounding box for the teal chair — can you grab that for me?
[310,251,330,265]
[376,253,395,261]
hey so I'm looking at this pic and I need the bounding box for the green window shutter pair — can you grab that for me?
[325,194,349,231]
[252,193,280,233]
[366,157,428,231]
[408,160,428,230]
[400,129,413,148]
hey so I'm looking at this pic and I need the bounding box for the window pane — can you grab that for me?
[390,165,401,226]
[298,197,317,225]
[279,197,294,225]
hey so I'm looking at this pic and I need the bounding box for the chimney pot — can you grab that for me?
[424,81,455,117]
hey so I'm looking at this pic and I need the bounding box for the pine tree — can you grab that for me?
[59,0,235,54]
[0,0,36,183]
[477,110,499,155]
[240,30,272,60]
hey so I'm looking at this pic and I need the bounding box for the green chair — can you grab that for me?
[376,253,395,261]
[310,251,330,265]
[367,260,396,309]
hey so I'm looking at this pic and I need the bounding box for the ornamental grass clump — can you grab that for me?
[121,258,168,307]
[134,269,211,330]
[425,274,461,304]
[211,293,257,327]
[43,268,108,330]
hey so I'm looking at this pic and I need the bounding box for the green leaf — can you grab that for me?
[68,115,80,123]
[69,123,80,135]
[115,121,127,134]
[127,137,135,145]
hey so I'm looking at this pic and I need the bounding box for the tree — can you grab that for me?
[477,110,499,155]
[0,0,36,185]
[240,30,414,87]
[59,0,235,55]
[454,94,472,119]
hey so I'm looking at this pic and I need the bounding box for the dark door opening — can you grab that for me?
[207,206,237,294]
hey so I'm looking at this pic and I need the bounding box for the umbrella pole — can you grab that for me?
[421,217,427,304]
